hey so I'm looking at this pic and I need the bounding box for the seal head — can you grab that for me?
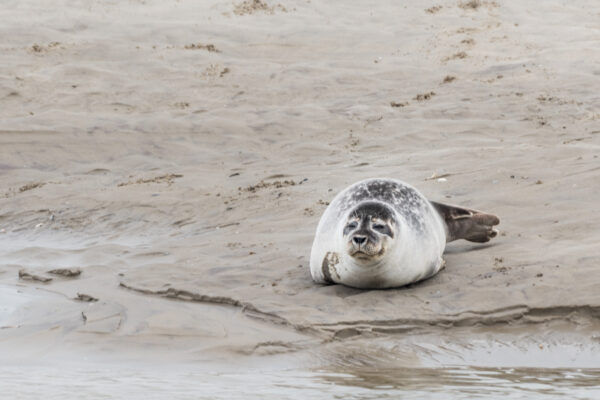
[343,201,397,263]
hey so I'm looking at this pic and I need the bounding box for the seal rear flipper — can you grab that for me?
[430,201,500,243]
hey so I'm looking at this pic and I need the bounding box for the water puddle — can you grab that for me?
[2,363,599,399]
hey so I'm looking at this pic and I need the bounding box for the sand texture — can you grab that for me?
[1,0,600,369]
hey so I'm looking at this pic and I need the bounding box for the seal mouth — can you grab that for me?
[350,248,384,260]
[351,250,369,258]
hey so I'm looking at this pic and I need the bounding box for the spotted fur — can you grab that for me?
[310,178,447,289]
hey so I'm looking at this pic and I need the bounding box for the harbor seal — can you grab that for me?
[309,178,500,289]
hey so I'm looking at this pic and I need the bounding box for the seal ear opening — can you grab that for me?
[430,201,500,243]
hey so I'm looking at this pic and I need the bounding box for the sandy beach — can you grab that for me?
[1,0,600,397]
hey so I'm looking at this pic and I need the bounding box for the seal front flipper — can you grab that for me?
[321,252,341,284]
[430,201,500,243]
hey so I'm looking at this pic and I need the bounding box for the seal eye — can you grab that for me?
[347,222,358,230]
[372,223,386,231]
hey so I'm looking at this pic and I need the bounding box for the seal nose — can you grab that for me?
[352,235,367,246]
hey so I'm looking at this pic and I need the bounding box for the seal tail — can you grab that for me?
[430,201,500,243]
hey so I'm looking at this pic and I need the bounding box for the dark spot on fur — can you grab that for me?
[338,180,429,234]
[350,202,395,223]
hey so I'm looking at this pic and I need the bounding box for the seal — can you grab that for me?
[309,178,499,289]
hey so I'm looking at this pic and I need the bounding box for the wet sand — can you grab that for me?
[1,0,600,397]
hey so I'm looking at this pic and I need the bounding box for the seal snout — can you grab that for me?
[352,235,367,246]
[348,231,386,260]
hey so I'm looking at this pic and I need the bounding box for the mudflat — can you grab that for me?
[1,0,599,394]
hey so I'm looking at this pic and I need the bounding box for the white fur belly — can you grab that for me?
[333,233,445,289]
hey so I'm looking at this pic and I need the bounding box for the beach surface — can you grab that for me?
[1,0,599,397]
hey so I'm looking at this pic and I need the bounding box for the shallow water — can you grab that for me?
[3,364,600,400]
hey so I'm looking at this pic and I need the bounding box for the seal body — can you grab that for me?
[310,178,447,289]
